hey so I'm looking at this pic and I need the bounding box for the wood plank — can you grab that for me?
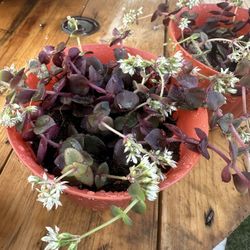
[0,0,163,250]
[0,0,88,68]
[161,1,250,249]
[0,0,37,31]
[67,0,164,55]
[160,129,250,250]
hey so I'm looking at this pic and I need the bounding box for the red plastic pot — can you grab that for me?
[168,4,250,117]
[7,44,209,210]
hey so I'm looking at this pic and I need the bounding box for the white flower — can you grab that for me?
[0,103,38,128]
[119,54,152,76]
[124,135,143,164]
[153,148,177,168]
[129,156,163,201]
[28,173,68,211]
[228,40,250,63]
[156,51,184,76]
[4,64,17,74]
[212,68,239,94]
[148,99,177,118]
[178,17,191,31]
[0,103,24,127]
[42,226,80,250]
[239,129,250,143]
[42,226,61,250]
[177,0,200,9]
[122,7,143,29]
[191,66,201,75]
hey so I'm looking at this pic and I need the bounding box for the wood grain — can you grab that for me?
[160,1,250,249]
[0,0,88,68]
[0,1,163,250]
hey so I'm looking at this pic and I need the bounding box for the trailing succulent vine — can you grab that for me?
[0,2,250,248]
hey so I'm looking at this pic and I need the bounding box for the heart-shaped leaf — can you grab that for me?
[128,182,145,202]
[64,148,84,165]
[95,162,109,189]
[114,90,139,110]
[33,115,56,135]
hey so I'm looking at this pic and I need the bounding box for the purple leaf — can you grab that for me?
[151,10,159,22]
[88,65,103,83]
[37,136,48,164]
[206,91,226,111]
[45,124,60,140]
[233,172,250,193]
[113,48,128,61]
[68,47,80,60]
[177,74,198,88]
[105,74,124,94]
[68,74,90,95]
[217,2,229,9]
[38,51,50,64]
[221,165,231,183]
[16,89,35,104]
[114,90,139,110]
[195,128,207,140]
[10,68,25,88]
[144,128,167,150]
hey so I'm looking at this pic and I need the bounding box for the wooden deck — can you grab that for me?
[0,0,249,249]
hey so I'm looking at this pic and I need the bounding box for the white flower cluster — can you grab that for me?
[228,40,250,63]
[153,149,177,168]
[121,7,143,30]
[129,156,164,201]
[212,68,239,94]
[28,173,68,211]
[148,99,177,118]
[118,54,152,76]
[42,226,79,250]
[0,103,38,127]
[178,17,191,31]
[239,129,250,144]
[124,135,144,164]
[156,51,184,76]
[176,0,200,9]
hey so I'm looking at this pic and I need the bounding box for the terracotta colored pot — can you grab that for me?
[168,4,250,117]
[7,44,209,210]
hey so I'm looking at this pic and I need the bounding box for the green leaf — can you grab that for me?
[59,137,83,154]
[95,162,109,189]
[122,214,133,226]
[84,134,106,156]
[128,183,145,202]
[64,148,84,165]
[111,205,124,217]
[111,206,133,226]
[62,162,94,186]
[68,243,78,250]
[33,115,56,135]
[93,101,110,116]
[98,116,114,131]
[114,116,126,131]
[132,200,147,214]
